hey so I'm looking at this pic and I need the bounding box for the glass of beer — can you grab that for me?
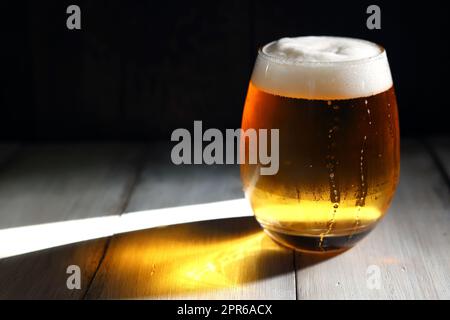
[241,36,400,252]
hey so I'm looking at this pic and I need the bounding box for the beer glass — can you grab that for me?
[241,36,400,252]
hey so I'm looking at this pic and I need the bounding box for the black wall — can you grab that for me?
[2,0,449,141]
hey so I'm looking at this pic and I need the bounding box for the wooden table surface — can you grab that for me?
[0,138,448,299]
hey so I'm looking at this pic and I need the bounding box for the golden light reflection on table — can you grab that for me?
[177,232,267,289]
[89,217,293,299]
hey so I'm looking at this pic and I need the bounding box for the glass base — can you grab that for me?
[263,227,374,253]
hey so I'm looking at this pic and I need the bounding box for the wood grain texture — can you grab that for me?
[0,238,106,299]
[295,140,450,299]
[85,144,296,299]
[0,143,144,299]
[429,136,450,177]
[0,143,142,228]
[125,143,245,212]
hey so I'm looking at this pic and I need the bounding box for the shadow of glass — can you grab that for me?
[86,216,295,299]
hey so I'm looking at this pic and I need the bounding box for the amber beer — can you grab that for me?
[241,36,400,252]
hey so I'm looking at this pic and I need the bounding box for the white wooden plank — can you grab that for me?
[0,144,142,228]
[0,238,106,299]
[0,143,144,299]
[429,136,450,176]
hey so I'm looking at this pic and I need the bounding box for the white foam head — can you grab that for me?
[251,36,393,100]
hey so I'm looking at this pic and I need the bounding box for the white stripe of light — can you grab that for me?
[0,199,253,259]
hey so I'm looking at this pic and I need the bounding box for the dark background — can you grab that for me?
[2,0,449,141]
